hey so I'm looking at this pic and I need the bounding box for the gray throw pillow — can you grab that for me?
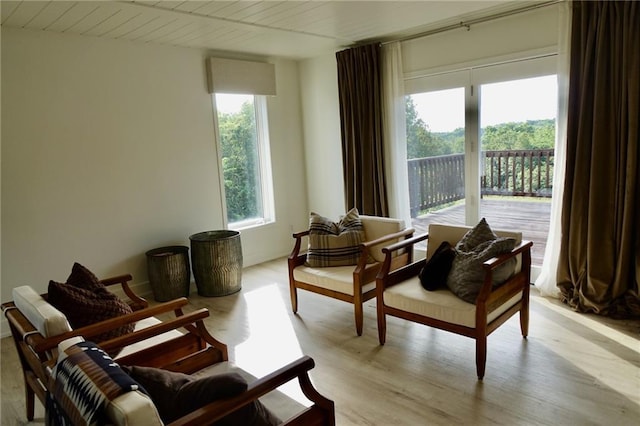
[455,218,497,252]
[447,235,517,304]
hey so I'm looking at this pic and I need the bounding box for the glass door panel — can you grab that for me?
[405,87,466,238]
[479,75,557,266]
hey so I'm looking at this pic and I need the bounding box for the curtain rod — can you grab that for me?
[382,0,562,45]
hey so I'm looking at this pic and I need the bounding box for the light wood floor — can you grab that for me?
[2,258,639,425]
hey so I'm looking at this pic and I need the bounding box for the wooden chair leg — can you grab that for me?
[520,303,529,338]
[25,379,34,421]
[377,305,386,345]
[354,298,363,336]
[476,336,487,380]
[289,282,298,313]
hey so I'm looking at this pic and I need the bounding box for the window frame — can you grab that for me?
[212,94,275,231]
[403,54,557,225]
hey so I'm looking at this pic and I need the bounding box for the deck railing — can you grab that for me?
[408,149,554,217]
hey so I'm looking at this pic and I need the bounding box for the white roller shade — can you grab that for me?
[207,57,276,95]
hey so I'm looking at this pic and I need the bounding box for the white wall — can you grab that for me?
[1,27,307,302]
[402,4,559,75]
[298,53,345,220]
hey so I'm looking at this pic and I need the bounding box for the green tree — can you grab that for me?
[481,119,555,150]
[405,97,455,158]
[218,101,259,222]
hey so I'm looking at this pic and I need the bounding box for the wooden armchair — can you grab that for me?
[2,275,335,425]
[288,215,414,335]
[375,224,532,379]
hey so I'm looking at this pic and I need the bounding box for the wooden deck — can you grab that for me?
[411,197,551,266]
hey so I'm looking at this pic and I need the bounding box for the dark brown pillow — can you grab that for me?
[65,262,105,293]
[124,366,280,425]
[47,280,134,342]
[419,241,455,291]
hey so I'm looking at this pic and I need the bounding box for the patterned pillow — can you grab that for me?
[305,208,366,267]
[47,263,135,343]
[447,237,517,304]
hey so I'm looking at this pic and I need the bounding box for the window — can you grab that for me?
[214,93,274,229]
[403,56,557,266]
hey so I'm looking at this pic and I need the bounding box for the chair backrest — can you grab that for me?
[360,216,405,263]
[427,224,523,272]
[13,285,72,338]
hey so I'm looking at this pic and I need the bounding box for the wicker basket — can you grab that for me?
[189,230,242,297]
[145,245,191,302]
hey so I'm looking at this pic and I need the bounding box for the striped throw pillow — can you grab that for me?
[305,208,366,267]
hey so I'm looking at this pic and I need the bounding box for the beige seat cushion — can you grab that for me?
[293,265,376,296]
[383,277,522,328]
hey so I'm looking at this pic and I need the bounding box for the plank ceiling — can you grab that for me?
[1,1,541,59]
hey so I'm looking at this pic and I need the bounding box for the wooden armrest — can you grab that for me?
[373,233,429,286]
[477,240,533,304]
[100,274,148,310]
[98,307,209,353]
[361,227,415,249]
[482,240,533,270]
[292,230,310,239]
[168,356,333,426]
[30,298,190,353]
[289,230,311,262]
[381,233,429,255]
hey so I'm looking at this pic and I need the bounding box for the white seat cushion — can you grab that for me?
[114,316,184,360]
[383,277,522,328]
[12,286,72,337]
[293,266,376,296]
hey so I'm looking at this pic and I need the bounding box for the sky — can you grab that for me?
[215,93,254,114]
[410,75,558,132]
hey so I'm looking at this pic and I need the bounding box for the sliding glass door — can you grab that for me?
[403,56,557,266]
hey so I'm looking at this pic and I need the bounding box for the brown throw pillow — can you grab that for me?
[65,262,105,293]
[47,281,135,342]
[47,262,136,344]
[124,366,280,425]
[47,263,135,343]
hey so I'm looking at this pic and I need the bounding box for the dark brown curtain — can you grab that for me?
[557,1,640,317]
[336,43,389,216]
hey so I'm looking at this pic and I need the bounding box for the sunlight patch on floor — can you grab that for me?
[535,296,639,353]
[534,299,640,401]
[235,283,310,406]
